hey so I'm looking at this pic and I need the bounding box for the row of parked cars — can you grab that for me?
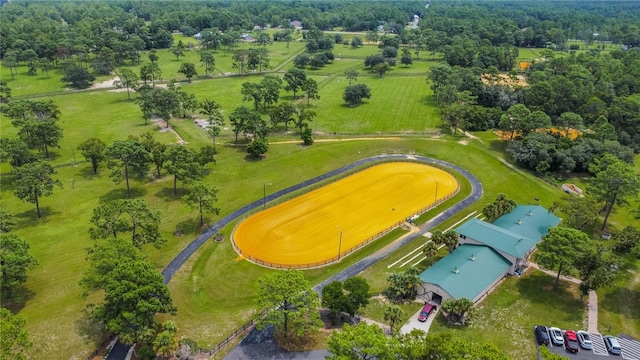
[535,325,623,355]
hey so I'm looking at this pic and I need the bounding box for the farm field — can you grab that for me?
[233,162,458,267]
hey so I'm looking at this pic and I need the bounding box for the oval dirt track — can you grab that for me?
[233,162,458,267]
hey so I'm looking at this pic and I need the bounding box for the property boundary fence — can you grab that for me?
[198,319,256,356]
[230,158,461,270]
[85,335,115,360]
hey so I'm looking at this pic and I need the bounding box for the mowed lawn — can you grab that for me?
[313,75,440,133]
[429,270,585,359]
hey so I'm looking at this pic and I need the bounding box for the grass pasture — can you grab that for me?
[313,75,440,133]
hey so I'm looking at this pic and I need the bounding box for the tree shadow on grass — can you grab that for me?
[244,154,264,163]
[600,287,640,322]
[174,217,201,236]
[14,206,62,227]
[99,187,147,202]
[153,186,187,202]
[77,165,101,179]
[2,287,36,313]
[516,271,583,321]
[489,138,509,153]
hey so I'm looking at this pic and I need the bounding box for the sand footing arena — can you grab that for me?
[232,162,459,269]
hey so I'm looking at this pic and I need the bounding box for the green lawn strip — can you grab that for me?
[358,297,424,329]
[596,258,640,339]
[1,64,68,97]
[517,47,542,61]
[429,270,585,359]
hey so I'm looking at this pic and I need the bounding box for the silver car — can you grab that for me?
[549,327,564,346]
[604,335,622,355]
[576,330,593,350]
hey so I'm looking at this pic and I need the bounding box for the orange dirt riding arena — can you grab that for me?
[232,162,459,268]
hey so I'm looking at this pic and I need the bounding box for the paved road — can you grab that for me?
[161,154,483,284]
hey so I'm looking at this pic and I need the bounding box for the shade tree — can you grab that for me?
[199,51,216,77]
[13,161,62,218]
[114,68,139,100]
[93,259,177,344]
[104,139,150,198]
[327,323,389,360]
[535,227,591,290]
[178,62,197,82]
[89,199,164,249]
[343,83,371,107]
[612,226,640,257]
[284,68,307,100]
[164,145,203,196]
[181,181,220,227]
[587,154,640,230]
[0,234,38,302]
[269,102,295,131]
[200,99,225,149]
[292,105,316,135]
[0,210,17,233]
[0,138,37,168]
[61,64,95,89]
[321,277,370,319]
[133,133,167,177]
[576,245,617,301]
[77,138,107,175]
[256,270,322,338]
[0,308,32,360]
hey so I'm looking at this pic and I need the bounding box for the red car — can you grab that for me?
[418,303,435,322]
[564,330,580,353]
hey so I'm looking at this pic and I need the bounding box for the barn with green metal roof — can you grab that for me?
[419,205,561,304]
[418,244,511,303]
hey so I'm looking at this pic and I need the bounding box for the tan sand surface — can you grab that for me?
[233,162,458,267]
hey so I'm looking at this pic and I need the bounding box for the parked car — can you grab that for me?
[535,325,550,346]
[576,330,593,350]
[549,327,564,346]
[564,330,580,353]
[604,335,622,355]
[417,303,435,322]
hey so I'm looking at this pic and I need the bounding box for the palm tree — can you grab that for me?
[384,305,403,334]
[441,298,474,325]
[423,241,439,262]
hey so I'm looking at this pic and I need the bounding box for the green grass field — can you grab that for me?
[1,38,639,359]
[429,270,585,359]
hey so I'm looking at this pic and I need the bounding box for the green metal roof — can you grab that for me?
[456,218,538,258]
[419,244,511,300]
[493,205,561,241]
